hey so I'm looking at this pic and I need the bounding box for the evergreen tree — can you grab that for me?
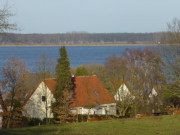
[53,46,73,123]
[54,46,72,102]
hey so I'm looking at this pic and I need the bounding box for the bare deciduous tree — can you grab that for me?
[53,90,75,124]
[105,48,165,114]
[0,57,29,128]
[161,18,180,45]
[159,18,180,107]
[160,18,180,81]
[0,1,17,33]
[111,79,134,117]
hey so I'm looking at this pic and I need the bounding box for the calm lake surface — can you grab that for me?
[0,46,150,72]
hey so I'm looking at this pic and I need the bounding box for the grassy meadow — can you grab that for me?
[0,115,180,135]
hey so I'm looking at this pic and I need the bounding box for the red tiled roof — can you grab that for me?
[70,75,115,108]
[44,79,56,93]
[44,75,115,108]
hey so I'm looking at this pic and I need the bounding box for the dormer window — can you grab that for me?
[42,96,46,102]
[93,91,98,97]
[24,93,29,98]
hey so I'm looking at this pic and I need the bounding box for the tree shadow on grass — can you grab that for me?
[0,127,58,135]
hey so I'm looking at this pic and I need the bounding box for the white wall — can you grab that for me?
[71,103,116,115]
[0,104,2,128]
[23,82,54,120]
[149,88,158,99]
[114,84,131,101]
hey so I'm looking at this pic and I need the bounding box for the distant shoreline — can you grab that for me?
[0,44,160,47]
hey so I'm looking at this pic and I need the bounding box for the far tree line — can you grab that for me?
[0,32,158,45]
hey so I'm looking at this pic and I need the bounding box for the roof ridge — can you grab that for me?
[44,78,56,80]
[74,75,96,78]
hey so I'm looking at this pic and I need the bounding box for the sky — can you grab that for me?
[2,0,180,33]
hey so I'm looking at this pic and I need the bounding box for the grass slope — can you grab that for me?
[0,115,180,135]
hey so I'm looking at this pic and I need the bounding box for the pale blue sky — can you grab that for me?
[3,0,180,33]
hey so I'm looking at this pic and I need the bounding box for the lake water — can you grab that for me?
[0,46,149,72]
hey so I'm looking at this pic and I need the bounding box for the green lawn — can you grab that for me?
[0,115,180,135]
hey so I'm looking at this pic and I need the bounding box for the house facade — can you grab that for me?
[114,81,134,102]
[114,83,131,101]
[148,88,158,99]
[23,75,116,119]
[23,79,55,120]
[70,103,116,115]
[148,87,162,113]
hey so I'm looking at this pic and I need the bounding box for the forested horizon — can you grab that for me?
[0,32,162,45]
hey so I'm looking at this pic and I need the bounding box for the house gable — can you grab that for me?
[23,81,54,120]
[149,88,158,99]
[114,82,134,101]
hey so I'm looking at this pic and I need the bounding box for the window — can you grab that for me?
[93,91,98,97]
[42,96,46,102]
[24,93,29,98]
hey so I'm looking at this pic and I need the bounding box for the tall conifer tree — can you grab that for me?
[53,46,73,123]
[54,46,72,101]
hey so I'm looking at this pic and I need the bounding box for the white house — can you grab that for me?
[23,75,116,119]
[23,79,55,120]
[114,81,134,101]
[148,87,162,104]
[148,87,163,113]
[148,88,158,99]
